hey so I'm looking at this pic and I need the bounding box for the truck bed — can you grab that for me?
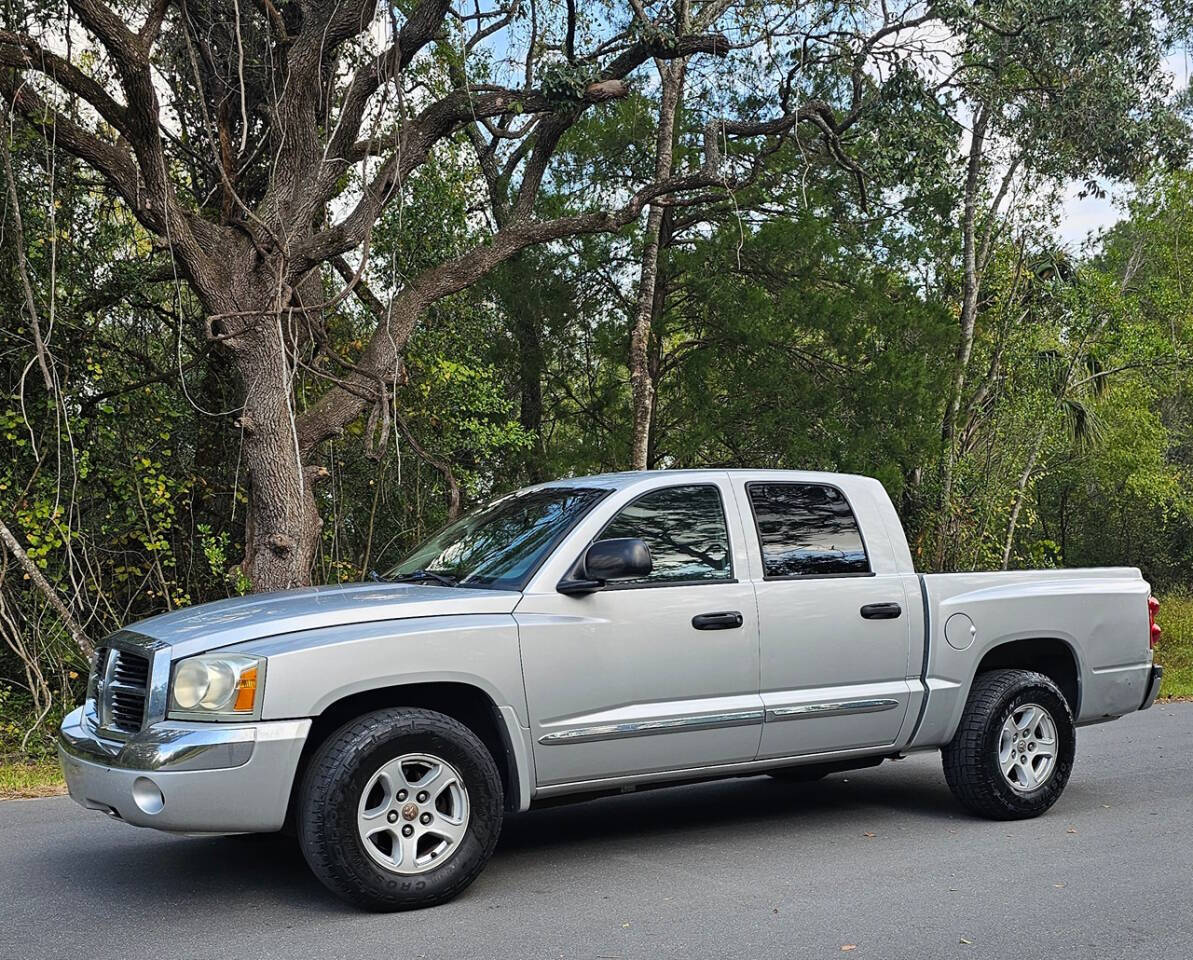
[908,567,1154,749]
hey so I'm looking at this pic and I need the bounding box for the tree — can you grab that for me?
[2,0,942,588]
[927,0,1189,568]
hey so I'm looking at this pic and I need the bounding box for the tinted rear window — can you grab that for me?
[747,483,869,577]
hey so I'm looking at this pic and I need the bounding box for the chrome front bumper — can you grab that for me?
[58,706,310,834]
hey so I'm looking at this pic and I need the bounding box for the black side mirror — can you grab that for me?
[558,538,652,594]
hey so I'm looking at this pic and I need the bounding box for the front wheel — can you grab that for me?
[298,707,504,910]
[942,669,1076,820]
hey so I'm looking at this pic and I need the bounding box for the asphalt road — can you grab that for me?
[2,703,1190,960]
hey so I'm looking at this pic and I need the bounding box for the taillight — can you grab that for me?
[1148,595,1161,649]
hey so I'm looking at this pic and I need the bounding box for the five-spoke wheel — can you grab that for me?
[997,703,1058,793]
[357,753,471,874]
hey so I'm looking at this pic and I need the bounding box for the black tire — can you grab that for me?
[297,707,504,911]
[942,669,1076,820]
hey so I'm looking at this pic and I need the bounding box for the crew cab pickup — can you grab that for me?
[60,470,1163,910]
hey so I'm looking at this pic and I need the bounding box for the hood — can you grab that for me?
[125,582,520,656]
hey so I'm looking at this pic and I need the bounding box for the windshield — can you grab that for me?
[384,485,609,590]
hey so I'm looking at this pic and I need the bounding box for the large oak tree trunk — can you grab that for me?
[206,264,327,591]
[236,336,324,590]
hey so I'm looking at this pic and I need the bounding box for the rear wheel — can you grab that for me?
[298,707,503,910]
[942,669,1075,820]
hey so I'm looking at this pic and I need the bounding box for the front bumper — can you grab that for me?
[58,706,310,833]
[1139,664,1164,712]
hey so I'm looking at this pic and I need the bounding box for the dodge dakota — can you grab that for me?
[59,470,1164,909]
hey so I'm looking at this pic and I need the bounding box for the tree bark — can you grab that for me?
[210,263,327,591]
[629,59,686,471]
[936,105,989,570]
[0,519,93,657]
[1000,422,1047,569]
[235,338,324,589]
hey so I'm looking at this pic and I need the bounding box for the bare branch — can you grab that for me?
[0,30,132,135]
[0,100,52,391]
[0,519,93,658]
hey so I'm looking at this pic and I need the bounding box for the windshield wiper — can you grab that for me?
[375,568,459,587]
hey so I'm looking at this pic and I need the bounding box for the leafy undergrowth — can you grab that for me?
[0,759,65,800]
[1155,593,1193,700]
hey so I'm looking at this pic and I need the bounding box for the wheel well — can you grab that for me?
[975,638,1080,714]
[285,682,521,826]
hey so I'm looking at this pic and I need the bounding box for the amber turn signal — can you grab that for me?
[233,666,259,712]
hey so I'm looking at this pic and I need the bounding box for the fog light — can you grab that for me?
[132,777,164,815]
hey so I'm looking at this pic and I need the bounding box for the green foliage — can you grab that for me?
[539,61,599,108]
[2,4,1193,759]
[1156,594,1193,700]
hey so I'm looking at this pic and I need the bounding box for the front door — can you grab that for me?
[516,481,763,788]
[737,480,913,759]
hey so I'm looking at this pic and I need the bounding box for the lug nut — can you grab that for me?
[420,812,432,825]
[402,824,414,837]
[396,789,408,801]
[387,810,399,823]
[416,791,429,803]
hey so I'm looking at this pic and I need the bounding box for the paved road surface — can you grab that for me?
[2,703,1189,960]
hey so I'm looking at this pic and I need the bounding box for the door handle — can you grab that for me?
[860,602,902,620]
[692,611,744,630]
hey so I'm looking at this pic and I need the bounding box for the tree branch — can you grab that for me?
[0,519,93,658]
[300,32,730,271]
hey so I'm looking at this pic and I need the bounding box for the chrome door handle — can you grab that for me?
[860,602,902,620]
[691,611,744,630]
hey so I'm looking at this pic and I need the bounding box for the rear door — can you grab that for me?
[516,478,763,789]
[733,478,914,759]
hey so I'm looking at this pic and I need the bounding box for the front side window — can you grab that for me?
[747,483,870,577]
[596,484,732,585]
[385,486,608,590]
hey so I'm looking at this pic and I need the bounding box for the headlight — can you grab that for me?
[168,654,264,720]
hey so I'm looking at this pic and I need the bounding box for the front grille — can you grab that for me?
[94,647,150,736]
[89,647,107,700]
[111,649,150,688]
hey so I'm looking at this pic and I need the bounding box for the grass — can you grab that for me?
[0,758,65,800]
[1155,592,1193,700]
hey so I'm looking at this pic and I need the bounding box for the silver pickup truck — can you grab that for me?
[60,470,1163,909]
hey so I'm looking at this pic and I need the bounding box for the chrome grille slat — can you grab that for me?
[112,659,149,685]
[92,647,151,737]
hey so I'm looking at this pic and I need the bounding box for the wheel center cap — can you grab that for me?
[401,802,420,821]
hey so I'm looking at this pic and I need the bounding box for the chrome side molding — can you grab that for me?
[538,698,902,746]
[766,698,900,722]
[538,710,764,746]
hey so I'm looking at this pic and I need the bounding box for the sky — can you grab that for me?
[1056,47,1191,250]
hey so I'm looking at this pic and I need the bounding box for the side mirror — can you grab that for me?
[558,538,652,594]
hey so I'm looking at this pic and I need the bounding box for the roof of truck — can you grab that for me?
[538,468,877,491]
